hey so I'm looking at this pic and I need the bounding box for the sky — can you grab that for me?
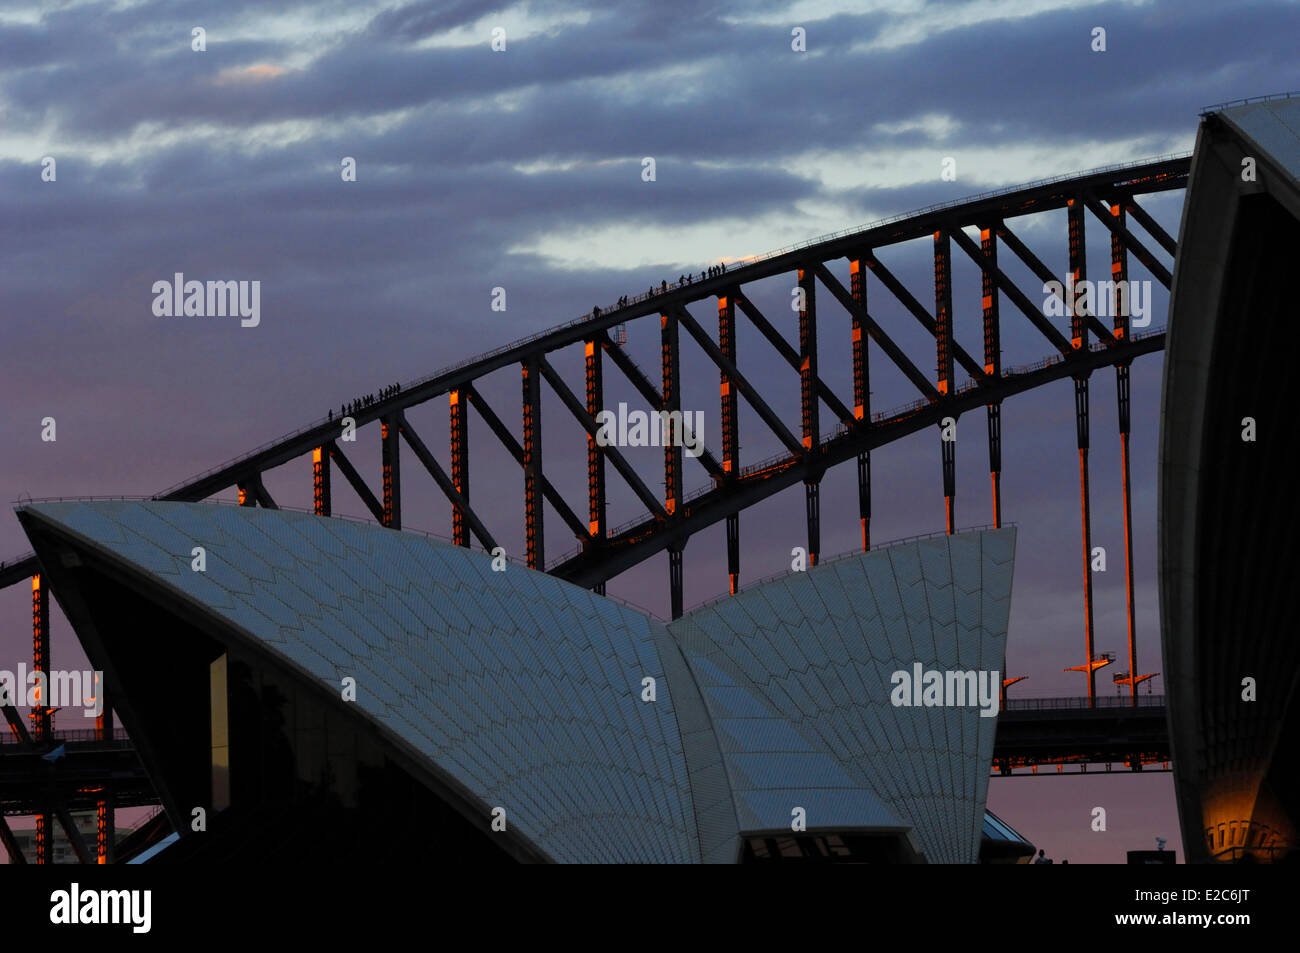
[2,0,1297,864]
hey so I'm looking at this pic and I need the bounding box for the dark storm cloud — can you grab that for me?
[3,0,1293,217]
[367,0,512,41]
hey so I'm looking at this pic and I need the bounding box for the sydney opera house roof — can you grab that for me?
[18,499,1014,863]
[1160,96,1300,861]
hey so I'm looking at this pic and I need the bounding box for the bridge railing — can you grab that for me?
[0,550,36,574]
[0,728,137,748]
[17,322,1170,587]
[150,154,1188,501]
[1003,694,1165,710]
[1201,90,1300,115]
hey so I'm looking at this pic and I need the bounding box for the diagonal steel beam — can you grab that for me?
[732,291,856,425]
[3,703,30,743]
[53,799,93,865]
[0,813,25,864]
[600,336,726,480]
[249,474,278,509]
[397,413,498,551]
[1,704,92,864]
[815,265,941,401]
[993,219,1116,346]
[553,331,1164,587]
[462,383,590,541]
[671,306,806,457]
[953,225,1080,354]
[1082,192,1173,287]
[327,441,385,522]
[0,556,39,590]
[602,334,666,408]
[535,355,669,521]
[1123,197,1177,255]
[860,254,989,383]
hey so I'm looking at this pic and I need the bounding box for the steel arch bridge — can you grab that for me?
[1,154,1187,861]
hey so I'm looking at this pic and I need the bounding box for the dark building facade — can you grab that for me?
[1160,95,1300,862]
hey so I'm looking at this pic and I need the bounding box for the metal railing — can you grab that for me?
[21,319,1169,590]
[1002,694,1165,711]
[150,152,1188,500]
[1201,90,1300,115]
[0,728,137,748]
[0,550,36,573]
[708,152,1188,268]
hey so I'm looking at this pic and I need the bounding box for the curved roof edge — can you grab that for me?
[18,501,1014,863]
[1161,98,1300,862]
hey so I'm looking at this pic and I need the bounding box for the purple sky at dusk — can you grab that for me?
[3,0,1298,863]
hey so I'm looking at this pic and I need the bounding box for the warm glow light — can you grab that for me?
[212,64,288,86]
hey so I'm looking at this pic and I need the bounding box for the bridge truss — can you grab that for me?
[0,154,1190,861]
